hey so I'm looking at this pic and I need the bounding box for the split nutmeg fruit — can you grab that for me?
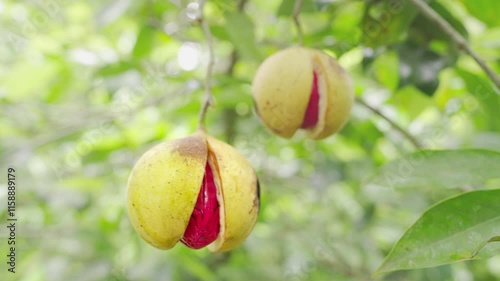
[252,47,354,139]
[127,131,260,252]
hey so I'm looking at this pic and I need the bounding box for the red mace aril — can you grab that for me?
[300,71,320,129]
[181,163,220,249]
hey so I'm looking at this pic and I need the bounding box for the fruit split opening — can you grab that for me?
[300,71,320,129]
[180,162,220,249]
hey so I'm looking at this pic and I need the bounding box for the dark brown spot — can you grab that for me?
[256,178,260,202]
[170,134,207,161]
[254,177,261,214]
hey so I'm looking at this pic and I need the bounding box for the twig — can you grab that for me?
[220,0,248,144]
[292,0,304,45]
[356,97,423,149]
[198,0,216,129]
[408,0,500,89]
[237,0,248,11]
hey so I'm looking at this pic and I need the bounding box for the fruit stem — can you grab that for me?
[408,0,500,90]
[292,0,304,46]
[198,0,216,130]
[356,97,423,149]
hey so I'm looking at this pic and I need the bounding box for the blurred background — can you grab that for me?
[1,0,500,280]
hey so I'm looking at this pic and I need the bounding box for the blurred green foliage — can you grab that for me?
[1,0,500,280]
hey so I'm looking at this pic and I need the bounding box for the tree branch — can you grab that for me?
[223,0,248,144]
[408,0,500,89]
[198,0,216,129]
[292,0,304,45]
[356,97,423,149]
[237,0,248,11]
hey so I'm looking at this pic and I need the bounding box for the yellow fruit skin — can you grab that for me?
[127,134,207,250]
[310,50,354,140]
[205,135,260,252]
[252,47,354,139]
[127,131,259,252]
[252,47,313,138]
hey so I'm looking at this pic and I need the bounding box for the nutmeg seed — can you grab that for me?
[127,131,259,252]
[252,47,354,139]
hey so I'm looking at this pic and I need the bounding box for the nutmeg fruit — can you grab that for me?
[252,47,354,139]
[127,131,260,252]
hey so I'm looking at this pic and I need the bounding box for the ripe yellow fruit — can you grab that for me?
[127,131,260,252]
[252,47,354,139]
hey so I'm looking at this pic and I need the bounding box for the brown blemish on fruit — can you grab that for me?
[170,135,207,161]
[254,178,260,213]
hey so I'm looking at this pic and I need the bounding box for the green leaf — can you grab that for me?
[132,26,157,59]
[372,50,399,90]
[177,252,218,281]
[276,0,316,16]
[366,149,500,189]
[96,61,139,77]
[224,13,261,60]
[391,86,433,119]
[456,68,500,132]
[361,0,425,47]
[397,42,451,95]
[1,60,60,100]
[46,63,73,103]
[462,0,500,27]
[59,176,106,190]
[376,189,500,274]
[410,1,468,43]
[210,25,230,41]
